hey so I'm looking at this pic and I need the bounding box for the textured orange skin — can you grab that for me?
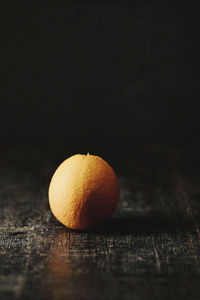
[48,154,119,230]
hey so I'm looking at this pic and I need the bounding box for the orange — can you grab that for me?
[48,154,119,230]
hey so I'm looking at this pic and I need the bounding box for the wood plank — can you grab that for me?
[1,147,200,300]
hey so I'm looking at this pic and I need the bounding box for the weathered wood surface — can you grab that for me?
[0,147,200,300]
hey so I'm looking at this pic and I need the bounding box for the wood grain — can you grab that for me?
[0,147,200,300]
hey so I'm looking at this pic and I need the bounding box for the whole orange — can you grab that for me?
[48,154,119,230]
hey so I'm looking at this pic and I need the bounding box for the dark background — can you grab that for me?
[2,0,199,161]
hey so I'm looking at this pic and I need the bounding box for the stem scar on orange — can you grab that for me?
[48,154,119,230]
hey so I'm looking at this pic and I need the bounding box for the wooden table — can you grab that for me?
[0,146,200,300]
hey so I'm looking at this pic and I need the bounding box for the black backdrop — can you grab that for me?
[1,1,199,158]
